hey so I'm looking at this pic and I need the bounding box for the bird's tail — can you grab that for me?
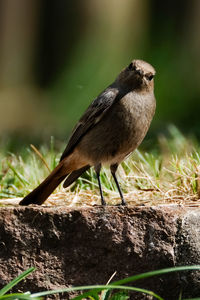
[19,162,67,206]
[63,165,90,188]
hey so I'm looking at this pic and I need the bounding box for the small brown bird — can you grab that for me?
[20,59,156,206]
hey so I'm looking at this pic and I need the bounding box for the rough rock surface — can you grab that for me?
[0,205,199,299]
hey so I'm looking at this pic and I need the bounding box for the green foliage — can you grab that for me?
[0,267,40,300]
[1,126,200,206]
[1,266,200,300]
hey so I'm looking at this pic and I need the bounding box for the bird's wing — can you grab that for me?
[60,87,122,161]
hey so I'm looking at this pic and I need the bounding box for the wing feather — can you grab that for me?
[60,87,121,161]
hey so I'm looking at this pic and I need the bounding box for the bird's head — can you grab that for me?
[116,59,156,91]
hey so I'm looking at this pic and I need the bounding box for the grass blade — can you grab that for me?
[0,267,35,296]
[50,136,57,170]
[0,293,41,300]
[112,265,200,286]
[31,284,164,300]
[179,289,183,300]
[7,161,29,186]
[71,266,200,300]
[30,144,50,172]
[100,271,117,300]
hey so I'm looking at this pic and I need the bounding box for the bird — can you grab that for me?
[19,59,156,206]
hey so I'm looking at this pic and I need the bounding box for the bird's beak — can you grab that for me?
[135,69,144,77]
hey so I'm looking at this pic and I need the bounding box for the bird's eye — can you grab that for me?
[127,62,136,71]
[146,74,154,81]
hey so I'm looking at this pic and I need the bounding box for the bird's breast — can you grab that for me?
[78,90,156,165]
[111,91,156,148]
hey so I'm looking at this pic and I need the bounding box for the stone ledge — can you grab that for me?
[0,205,199,300]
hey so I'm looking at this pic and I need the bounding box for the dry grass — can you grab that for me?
[1,126,200,206]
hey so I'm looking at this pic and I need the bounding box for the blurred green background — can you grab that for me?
[0,0,200,150]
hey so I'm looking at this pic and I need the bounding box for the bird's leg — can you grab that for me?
[95,163,106,206]
[110,163,126,206]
